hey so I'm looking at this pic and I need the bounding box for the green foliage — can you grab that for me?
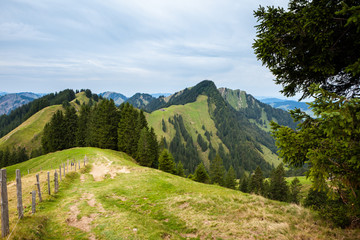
[136,127,153,167]
[289,177,302,204]
[239,176,249,193]
[269,163,289,202]
[224,166,236,189]
[175,161,185,177]
[194,163,210,184]
[253,0,360,98]
[0,147,29,168]
[158,149,176,174]
[209,154,225,186]
[197,134,208,152]
[250,166,264,195]
[271,85,360,225]
[118,102,139,157]
[76,104,91,147]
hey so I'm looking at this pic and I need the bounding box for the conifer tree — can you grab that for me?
[176,161,185,177]
[289,177,302,204]
[158,149,176,174]
[240,176,249,193]
[63,106,78,149]
[136,127,152,167]
[210,154,225,186]
[194,163,210,184]
[224,166,237,189]
[148,127,159,169]
[76,104,91,147]
[250,166,264,195]
[269,163,289,202]
[118,103,139,157]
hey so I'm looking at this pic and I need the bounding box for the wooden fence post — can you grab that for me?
[54,170,58,193]
[59,165,62,181]
[47,171,50,195]
[84,155,86,166]
[16,169,23,219]
[36,174,42,202]
[1,169,9,237]
[32,190,36,214]
[78,161,80,169]
[75,162,77,171]
[28,169,29,175]
[67,159,69,173]
[63,163,65,177]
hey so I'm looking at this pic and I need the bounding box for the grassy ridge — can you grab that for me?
[5,148,359,239]
[0,92,87,153]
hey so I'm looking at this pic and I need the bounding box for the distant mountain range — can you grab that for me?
[0,92,42,115]
[257,98,313,116]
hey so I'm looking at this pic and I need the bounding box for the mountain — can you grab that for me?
[219,88,298,131]
[126,93,155,109]
[4,147,357,239]
[151,93,172,98]
[147,80,281,177]
[99,91,127,105]
[0,92,7,96]
[0,92,41,115]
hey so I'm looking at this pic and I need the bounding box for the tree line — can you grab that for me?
[41,100,159,168]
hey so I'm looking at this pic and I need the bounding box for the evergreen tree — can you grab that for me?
[269,163,289,202]
[210,154,225,186]
[63,106,78,149]
[240,176,249,193]
[42,110,66,153]
[76,104,91,147]
[158,149,176,174]
[89,99,119,150]
[176,161,185,177]
[136,127,152,167]
[289,177,302,204]
[250,166,264,195]
[148,127,159,169]
[194,163,210,184]
[262,179,271,198]
[224,166,236,189]
[162,119,167,132]
[118,103,139,157]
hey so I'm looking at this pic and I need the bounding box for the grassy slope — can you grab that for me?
[5,147,359,239]
[0,92,86,153]
[0,105,63,152]
[147,95,228,168]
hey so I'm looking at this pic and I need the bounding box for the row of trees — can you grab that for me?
[0,147,29,169]
[41,100,159,167]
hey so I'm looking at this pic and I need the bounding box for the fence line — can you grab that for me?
[0,156,88,238]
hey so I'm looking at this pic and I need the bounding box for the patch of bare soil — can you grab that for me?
[66,203,97,232]
[90,156,130,181]
[82,192,105,213]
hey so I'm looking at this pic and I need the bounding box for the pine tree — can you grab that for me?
[224,166,236,189]
[240,176,249,193]
[63,106,78,149]
[118,103,138,157]
[250,166,264,195]
[194,163,210,184]
[76,104,91,147]
[148,127,159,169]
[210,154,225,186]
[136,127,152,167]
[176,161,185,177]
[289,177,302,204]
[269,163,289,202]
[158,149,176,174]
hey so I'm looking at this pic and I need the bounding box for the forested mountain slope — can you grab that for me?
[147,80,281,177]
[219,88,298,131]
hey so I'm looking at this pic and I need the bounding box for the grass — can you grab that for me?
[4,148,359,239]
[0,105,63,152]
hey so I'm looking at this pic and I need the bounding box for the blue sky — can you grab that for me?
[0,0,292,98]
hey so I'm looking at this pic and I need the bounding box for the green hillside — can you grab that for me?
[147,95,228,168]
[0,92,88,154]
[4,147,358,239]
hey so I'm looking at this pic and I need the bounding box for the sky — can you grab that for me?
[0,0,293,98]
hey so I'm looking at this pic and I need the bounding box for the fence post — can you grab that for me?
[67,159,69,173]
[75,162,77,171]
[47,171,50,195]
[84,155,86,166]
[16,169,23,219]
[78,161,80,169]
[59,165,62,181]
[28,169,29,175]
[54,170,58,193]
[36,174,42,202]
[32,190,36,214]
[63,163,65,177]
[1,169,9,237]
